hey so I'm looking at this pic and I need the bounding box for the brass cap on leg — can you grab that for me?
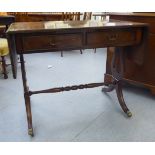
[127,111,132,117]
[28,128,34,137]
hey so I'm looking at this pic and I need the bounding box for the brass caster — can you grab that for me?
[28,128,34,137]
[126,111,132,117]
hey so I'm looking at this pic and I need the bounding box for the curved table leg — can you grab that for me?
[116,81,132,117]
[103,47,132,117]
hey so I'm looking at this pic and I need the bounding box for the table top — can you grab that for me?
[7,20,148,34]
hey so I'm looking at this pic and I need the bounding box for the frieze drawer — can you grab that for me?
[86,28,142,47]
[21,34,83,52]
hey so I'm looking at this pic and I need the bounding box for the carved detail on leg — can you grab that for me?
[115,81,132,117]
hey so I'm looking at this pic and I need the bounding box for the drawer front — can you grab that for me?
[22,34,82,52]
[86,28,142,47]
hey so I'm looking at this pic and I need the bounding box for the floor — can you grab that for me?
[0,48,155,142]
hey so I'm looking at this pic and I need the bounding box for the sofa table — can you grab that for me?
[7,20,148,136]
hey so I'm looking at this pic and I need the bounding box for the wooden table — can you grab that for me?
[7,20,148,136]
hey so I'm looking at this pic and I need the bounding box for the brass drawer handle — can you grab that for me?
[106,34,118,41]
